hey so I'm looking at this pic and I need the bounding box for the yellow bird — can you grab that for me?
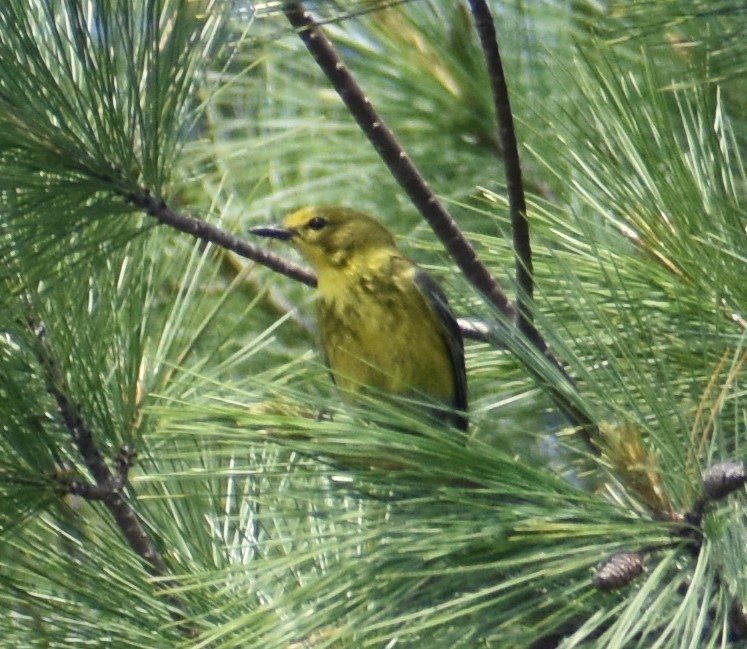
[251,207,467,431]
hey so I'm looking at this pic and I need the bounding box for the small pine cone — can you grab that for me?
[593,552,644,591]
[703,460,746,501]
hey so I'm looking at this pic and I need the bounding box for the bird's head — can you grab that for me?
[251,207,398,273]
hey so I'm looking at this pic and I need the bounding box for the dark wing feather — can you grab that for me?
[414,269,468,431]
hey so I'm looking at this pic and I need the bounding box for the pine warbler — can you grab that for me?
[251,207,467,431]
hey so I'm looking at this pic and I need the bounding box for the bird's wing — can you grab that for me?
[414,269,468,431]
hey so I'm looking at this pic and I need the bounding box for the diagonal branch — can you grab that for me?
[125,187,315,287]
[28,316,166,571]
[25,313,196,635]
[467,0,537,345]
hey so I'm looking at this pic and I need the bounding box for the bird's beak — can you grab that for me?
[249,225,294,241]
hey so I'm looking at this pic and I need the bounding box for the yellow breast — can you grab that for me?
[315,252,455,405]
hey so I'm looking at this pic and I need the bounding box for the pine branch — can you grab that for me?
[61,446,136,501]
[125,187,315,287]
[463,2,602,451]
[24,311,196,637]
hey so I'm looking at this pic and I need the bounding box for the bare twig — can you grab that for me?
[125,187,315,288]
[467,0,537,344]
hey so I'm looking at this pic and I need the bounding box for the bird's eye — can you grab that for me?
[308,216,328,230]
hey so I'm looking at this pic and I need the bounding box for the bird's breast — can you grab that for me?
[316,263,455,403]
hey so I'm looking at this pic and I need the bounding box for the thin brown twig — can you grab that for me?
[125,187,315,288]
[464,3,601,449]
[467,0,537,344]
[29,317,163,567]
